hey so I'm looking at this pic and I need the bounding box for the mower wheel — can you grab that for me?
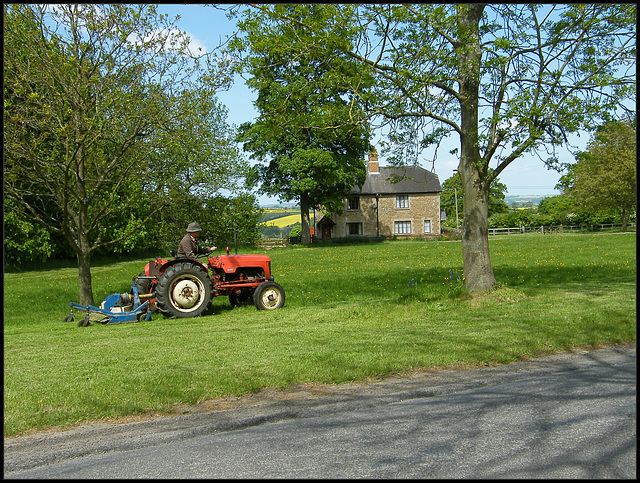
[253,281,285,310]
[78,317,91,327]
[62,314,74,322]
[155,262,212,318]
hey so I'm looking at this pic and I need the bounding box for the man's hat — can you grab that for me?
[186,222,202,232]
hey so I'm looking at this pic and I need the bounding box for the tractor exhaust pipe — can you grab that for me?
[233,221,237,255]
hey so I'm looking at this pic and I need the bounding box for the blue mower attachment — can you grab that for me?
[63,277,155,327]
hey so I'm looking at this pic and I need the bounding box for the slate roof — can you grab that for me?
[351,166,442,195]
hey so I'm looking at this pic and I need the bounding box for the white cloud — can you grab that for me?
[127,28,208,57]
[184,34,207,56]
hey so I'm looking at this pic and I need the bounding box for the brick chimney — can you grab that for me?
[368,149,379,174]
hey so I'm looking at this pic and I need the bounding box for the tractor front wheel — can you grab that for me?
[155,262,212,318]
[253,281,285,310]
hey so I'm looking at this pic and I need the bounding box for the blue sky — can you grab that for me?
[157,4,588,205]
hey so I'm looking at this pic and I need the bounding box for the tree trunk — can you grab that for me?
[72,204,94,306]
[75,188,94,306]
[74,133,95,306]
[620,208,629,232]
[456,4,496,292]
[460,165,496,292]
[300,191,312,245]
[77,249,94,306]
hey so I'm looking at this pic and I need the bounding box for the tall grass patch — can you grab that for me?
[4,233,635,436]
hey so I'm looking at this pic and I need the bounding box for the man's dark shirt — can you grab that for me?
[176,233,209,260]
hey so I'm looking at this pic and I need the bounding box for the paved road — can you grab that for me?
[4,345,635,479]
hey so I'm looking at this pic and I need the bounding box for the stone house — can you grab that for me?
[315,150,443,240]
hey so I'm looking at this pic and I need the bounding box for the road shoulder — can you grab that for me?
[4,344,635,475]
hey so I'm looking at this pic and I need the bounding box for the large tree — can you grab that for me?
[230,4,373,245]
[4,4,240,304]
[569,119,636,231]
[226,4,635,291]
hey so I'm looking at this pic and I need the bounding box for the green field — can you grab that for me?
[4,232,636,436]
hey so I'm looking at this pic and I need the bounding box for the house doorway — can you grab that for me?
[317,217,335,239]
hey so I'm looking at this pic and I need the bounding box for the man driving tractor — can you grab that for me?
[177,222,217,260]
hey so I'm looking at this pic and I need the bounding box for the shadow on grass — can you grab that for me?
[4,247,170,274]
[494,264,635,290]
[294,236,386,248]
[286,261,635,308]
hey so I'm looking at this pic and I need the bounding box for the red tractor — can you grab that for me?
[137,247,285,318]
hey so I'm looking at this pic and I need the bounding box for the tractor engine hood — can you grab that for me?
[209,254,272,274]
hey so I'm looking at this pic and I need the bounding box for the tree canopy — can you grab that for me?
[225,4,636,291]
[4,4,243,303]
[568,119,636,230]
[230,4,373,244]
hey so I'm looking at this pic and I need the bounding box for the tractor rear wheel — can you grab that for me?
[253,281,285,310]
[135,271,153,296]
[134,271,158,313]
[155,262,212,318]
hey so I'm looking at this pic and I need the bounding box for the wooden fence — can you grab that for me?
[488,223,636,236]
[258,237,289,249]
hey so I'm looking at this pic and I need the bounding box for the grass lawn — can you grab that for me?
[4,232,636,437]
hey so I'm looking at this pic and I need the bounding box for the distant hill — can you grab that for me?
[504,195,552,206]
[261,203,299,209]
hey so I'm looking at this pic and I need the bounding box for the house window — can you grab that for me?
[347,222,363,235]
[348,196,360,210]
[394,221,411,234]
[396,195,409,209]
[424,220,431,233]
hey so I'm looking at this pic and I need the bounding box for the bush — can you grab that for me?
[3,206,54,269]
[289,225,302,237]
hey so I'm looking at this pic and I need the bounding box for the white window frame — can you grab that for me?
[396,195,409,209]
[394,220,411,234]
[424,219,432,234]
